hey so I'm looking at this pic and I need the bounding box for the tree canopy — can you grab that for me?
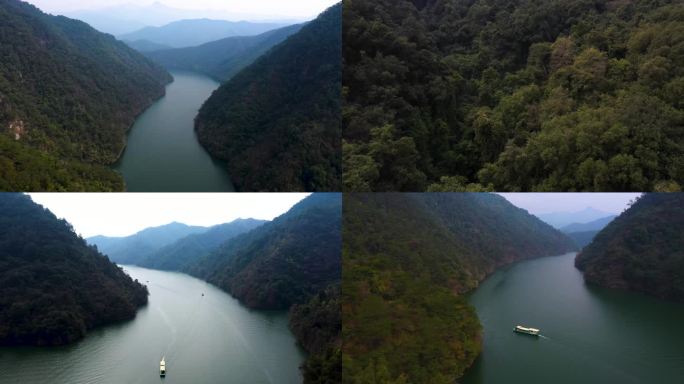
[343,0,684,192]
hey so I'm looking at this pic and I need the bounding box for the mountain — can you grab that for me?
[87,222,208,265]
[576,194,684,301]
[566,230,600,249]
[0,0,171,191]
[0,194,148,346]
[124,39,172,53]
[343,0,684,191]
[195,4,342,192]
[145,24,303,81]
[119,19,288,48]
[140,219,266,271]
[343,193,576,382]
[67,2,298,36]
[184,193,342,382]
[561,215,616,233]
[538,208,616,229]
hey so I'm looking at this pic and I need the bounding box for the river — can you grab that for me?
[461,252,684,384]
[114,71,235,192]
[0,266,305,384]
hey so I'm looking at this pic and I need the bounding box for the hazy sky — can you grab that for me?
[29,193,309,238]
[24,0,338,18]
[498,193,643,215]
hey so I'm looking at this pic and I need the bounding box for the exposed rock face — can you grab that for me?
[9,120,26,140]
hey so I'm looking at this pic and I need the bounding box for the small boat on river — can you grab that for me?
[160,357,166,377]
[514,325,540,336]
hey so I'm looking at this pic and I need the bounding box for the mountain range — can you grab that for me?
[195,3,342,192]
[145,24,303,80]
[0,194,148,346]
[343,193,576,382]
[120,19,289,49]
[538,207,617,229]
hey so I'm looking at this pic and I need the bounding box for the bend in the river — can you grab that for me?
[114,71,235,192]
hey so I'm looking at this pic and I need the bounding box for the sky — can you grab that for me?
[29,193,309,238]
[498,193,643,215]
[23,0,338,18]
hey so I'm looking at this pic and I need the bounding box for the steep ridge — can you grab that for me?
[145,24,303,81]
[0,0,171,190]
[576,193,684,301]
[184,193,342,382]
[87,222,208,265]
[140,219,266,271]
[195,3,342,192]
[0,194,148,346]
[343,193,576,383]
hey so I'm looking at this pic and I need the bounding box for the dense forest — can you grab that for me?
[343,0,684,192]
[0,194,148,346]
[184,193,342,382]
[195,4,342,192]
[145,24,303,81]
[576,193,684,301]
[343,193,576,383]
[0,0,171,191]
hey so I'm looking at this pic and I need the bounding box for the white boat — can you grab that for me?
[514,325,540,336]
[160,357,166,377]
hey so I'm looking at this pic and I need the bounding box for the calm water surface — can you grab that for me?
[115,71,235,191]
[0,266,304,384]
[462,253,684,384]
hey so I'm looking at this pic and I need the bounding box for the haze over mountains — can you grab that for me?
[120,19,290,49]
[63,2,303,35]
[145,24,303,80]
[538,207,617,229]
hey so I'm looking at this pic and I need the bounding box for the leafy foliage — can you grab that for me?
[145,24,303,81]
[576,193,684,301]
[290,285,342,384]
[0,194,148,346]
[343,193,576,383]
[0,0,171,191]
[195,4,342,192]
[343,0,684,191]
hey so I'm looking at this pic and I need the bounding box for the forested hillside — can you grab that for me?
[185,193,342,382]
[576,193,684,301]
[87,222,208,265]
[140,219,266,271]
[0,0,171,191]
[195,4,342,192]
[343,0,684,192]
[343,193,576,383]
[145,24,303,81]
[0,194,148,346]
